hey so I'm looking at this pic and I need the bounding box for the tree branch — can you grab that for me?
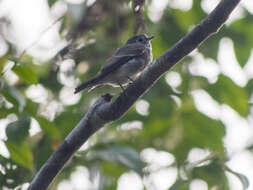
[132,0,146,34]
[28,0,241,189]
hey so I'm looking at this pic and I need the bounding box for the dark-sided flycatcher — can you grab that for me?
[74,34,154,93]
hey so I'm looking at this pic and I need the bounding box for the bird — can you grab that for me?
[74,34,154,93]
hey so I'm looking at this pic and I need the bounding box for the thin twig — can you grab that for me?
[132,0,146,34]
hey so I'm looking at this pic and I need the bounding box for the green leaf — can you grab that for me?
[48,0,58,7]
[169,179,189,190]
[1,84,26,112]
[233,40,252,67]
[33,135,55,170]
[206,75,249,116]
[0,154,32,188]
[228,15,253,67]
[12,62,38,84]
[5,140,33,170]
[55,111,82,138]
[192,159,228,187]
[199,34,221,60]
[87,144,144,176]
[140,118,172,141]
[225,166,249,190]
[24,99,39,116]
[0,107,15,119]
[101,162,126,178]
[6,115,31,143]
[35,116,61,139]
[0,54,8,74]
[246,78,253,96]
[183,111,225,151]
[173,107,225,163]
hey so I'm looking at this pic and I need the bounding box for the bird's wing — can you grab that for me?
[74,43,146,93]
[100,42,146,74]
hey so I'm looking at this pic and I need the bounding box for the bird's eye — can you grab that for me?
[137,38,143,42]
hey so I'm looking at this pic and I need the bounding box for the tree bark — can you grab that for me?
[28,0,241,189]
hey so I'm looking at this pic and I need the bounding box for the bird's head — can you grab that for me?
[126,34,154,45]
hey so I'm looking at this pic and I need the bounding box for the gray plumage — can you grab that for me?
[74,34,154,93]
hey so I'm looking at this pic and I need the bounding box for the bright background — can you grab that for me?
[0,0,253,189]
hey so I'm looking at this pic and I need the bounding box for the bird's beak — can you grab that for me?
[147,36,155,41]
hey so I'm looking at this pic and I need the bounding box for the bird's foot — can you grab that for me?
[118,83,131,98]
[118,83,125,92]
[127,77,135,84]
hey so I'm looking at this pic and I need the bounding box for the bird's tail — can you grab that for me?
[74,76,101,94]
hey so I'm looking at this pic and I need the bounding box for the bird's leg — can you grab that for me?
[118,83,125,92]
[118,83,131,98]
[127,76,135,84]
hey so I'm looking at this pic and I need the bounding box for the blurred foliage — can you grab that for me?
[0,0,252,189]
